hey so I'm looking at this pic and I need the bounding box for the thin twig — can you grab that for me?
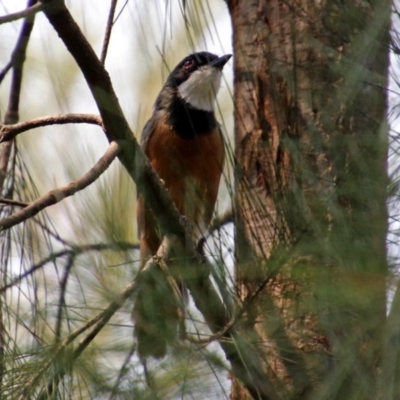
[113,0,129,25]
[55,255,75,342]
[187,272,275,346]
[205,209,235,314]
[22,276,138,400]
[0,141,121,231]
[0,0,36,190]
[0,241,137,294]
[0,114,103,143]
[34,279,139,400]
[0,142,13,193]
[0,197,28,207]
[0,1,37,392]
[35,234,278,400]
[108,345,136,400]
[100,0,118,64]
[0,2,43,25]
[0,61,12,85]
[35,237,180,399]
[32,218,73,247]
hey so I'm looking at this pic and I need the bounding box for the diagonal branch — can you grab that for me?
[0,2,43,25]
[0,241,138,294]
[0,114,103,143]
[54,255,75,342]
[0,141,120,231]
[0,61,12,85]
[4,0,37,126]
[0,197,28,207]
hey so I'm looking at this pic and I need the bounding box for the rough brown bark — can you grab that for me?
[229,0,390,398]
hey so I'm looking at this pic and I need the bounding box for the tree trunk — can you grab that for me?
[228,0,390,398]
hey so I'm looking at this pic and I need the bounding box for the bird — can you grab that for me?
[132,51,231,358]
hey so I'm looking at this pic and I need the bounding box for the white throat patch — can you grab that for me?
[178,66,222,112]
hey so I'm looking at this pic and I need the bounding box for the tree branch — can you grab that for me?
[0,141,120,231]
[0,241,138,294]
[0,2,43,25]
[0,0,37,191]
[0,61,12,85]
[0,197,28,207]
[100,0,118,64]
[20,276,138,400]
[0,1,37,391]
[33,240,173,400]
[0,113,103,143]
[54,254,75,342]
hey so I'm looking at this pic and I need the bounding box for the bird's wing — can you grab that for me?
[140,113,159,154]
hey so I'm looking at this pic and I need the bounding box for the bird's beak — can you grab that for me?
[209,54,232,70]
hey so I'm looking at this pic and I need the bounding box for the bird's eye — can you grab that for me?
[183,59,194,69]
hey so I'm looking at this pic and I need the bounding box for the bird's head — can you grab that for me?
[158,52,232,112]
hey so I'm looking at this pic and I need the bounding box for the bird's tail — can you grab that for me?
[132,266,182,359]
